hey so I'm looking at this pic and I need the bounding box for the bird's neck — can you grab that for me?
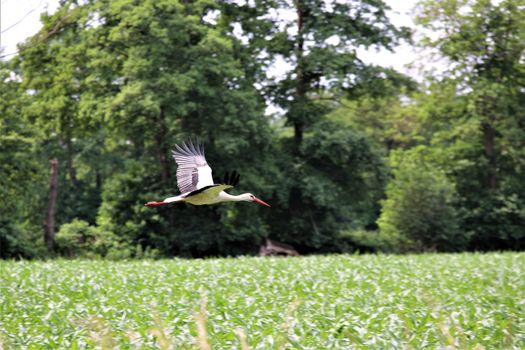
[219,192,249,202]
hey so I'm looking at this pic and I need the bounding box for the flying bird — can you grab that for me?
[145,139,270,208]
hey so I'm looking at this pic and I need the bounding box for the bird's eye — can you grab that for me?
[250,195,255,199]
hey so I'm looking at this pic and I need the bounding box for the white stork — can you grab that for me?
[145,139,271,207]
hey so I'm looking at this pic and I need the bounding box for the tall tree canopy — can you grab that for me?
[416,0,525,249]
[2,0,524,258]
[217,0,413,249]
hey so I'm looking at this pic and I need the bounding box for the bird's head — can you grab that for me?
[241,193,271,207]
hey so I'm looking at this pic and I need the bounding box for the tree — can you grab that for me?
[18,3,91,189]
[222,0,411,146]
[416,0,525,249]
[43,159,59,251]
[0,62,47,258]
[55,219,131,259]
[218,0,412,250]
[88,0,275,256]
[266,121,388,250]
[16,2,106,248]
[377,147,464,252]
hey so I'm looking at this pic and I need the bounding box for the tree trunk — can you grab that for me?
[289,0,307,218]
[293,0,305,151]
[65,134,78,188]
[66,136,78,188]
[294,122,304,149]
[155,107,171,185]
[43,158,59,251]
[482,122,497,189]
[95,169,102,191]
[154,108,175,232]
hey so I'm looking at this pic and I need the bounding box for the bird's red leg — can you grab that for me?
[145,201,171,207]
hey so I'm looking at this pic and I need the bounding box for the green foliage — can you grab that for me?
[0,62,48,259]
[1,253,524,348]
[227,0,413,141]
[266,121,387,251]
[327,94,425,151]
[378,148,464,252]
[340,229,397,253]
[464,191,525,251]
[55,219,131,259]
[2,0,525,258]
[96,160,170,256]
[416,0,525,251]
[217,0,414,251]
[0,221,47,260]
[96,156,271,257]
[84,0,275,257]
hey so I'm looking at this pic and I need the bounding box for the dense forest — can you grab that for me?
[1,0,524,259]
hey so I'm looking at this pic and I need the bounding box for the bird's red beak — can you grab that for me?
[253,197,271,207]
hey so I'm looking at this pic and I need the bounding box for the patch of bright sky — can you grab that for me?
[357,0,419,74]
[0,0,60,59]
[265,0,425,82]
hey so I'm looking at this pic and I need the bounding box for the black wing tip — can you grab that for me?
[223,170,241,186]
[173,137,205,157]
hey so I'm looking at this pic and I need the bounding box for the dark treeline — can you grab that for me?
[1,0,524,259]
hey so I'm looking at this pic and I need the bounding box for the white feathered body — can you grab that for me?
[144,139,270,208]
[163,185,240,205]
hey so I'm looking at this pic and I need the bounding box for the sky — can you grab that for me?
[0,0,60,59]
[1,0,420,76]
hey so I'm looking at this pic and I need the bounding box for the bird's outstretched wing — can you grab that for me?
[172,139,214,194]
